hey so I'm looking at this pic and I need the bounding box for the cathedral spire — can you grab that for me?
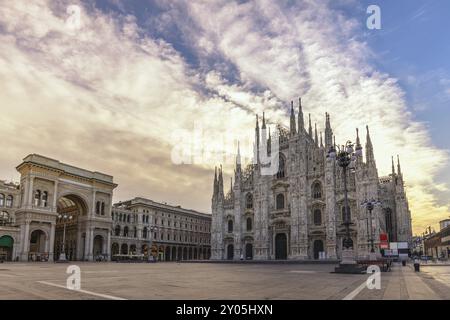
[325,113,333,149]
[262,112,266,129]
[236,141,241,169]
[320,132,324,148]
[308,113,312,137]
[356,128,361,148]
[365,125,375,164]
[218,165,224,199]
[213,166,218,196]
[290,101,296,136]
[314,123,318,146]
[254,115,260,164]
[298,97,304,133]
[392,156,396,175]
[397,155,402,176]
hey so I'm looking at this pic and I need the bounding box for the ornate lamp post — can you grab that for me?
[328,140,364,273]
[361,199,382,255]
[58,213,73,262]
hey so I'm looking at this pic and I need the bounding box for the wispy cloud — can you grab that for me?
[0,0,448,233]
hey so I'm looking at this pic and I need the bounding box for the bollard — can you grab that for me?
[414,263,420,272]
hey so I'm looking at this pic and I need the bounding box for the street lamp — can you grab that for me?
[361,199,382,254]
[58,213,73,262]
[328,140,364,273]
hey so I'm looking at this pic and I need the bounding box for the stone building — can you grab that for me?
[211,99,412,261]
[111,197,211,261]
[0,154,211,261]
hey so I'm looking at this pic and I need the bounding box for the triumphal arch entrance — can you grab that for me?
[15,154,117,261]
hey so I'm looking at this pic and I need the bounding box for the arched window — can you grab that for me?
[276,193,285,210]
[246,218,252,231]
[42,191,48,207]
[227,220,233,233]
[143,227,148,239]
[34,190,41,206]
[127,215,130,223]
[96,201,100,214]
[123,226,129,237]
[5,195,13,208]
[342,206,351,222]
[276,153,286,179]
[313,209,322,225]
[246,193,253,209]
[101,202,105,215]
[312,182,322,199]
[0,194,4,207]
[114,225,121,236]
[134,227,137,238]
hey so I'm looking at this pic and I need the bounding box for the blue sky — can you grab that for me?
[0,0,449,234]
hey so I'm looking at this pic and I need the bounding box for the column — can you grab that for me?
[21,221,30,261]
[48,223,55,261]
[87,227,94,261]
[52,180,59,210]
[27,177,34,208]
[106,230,111,261]
[83,227,91,261]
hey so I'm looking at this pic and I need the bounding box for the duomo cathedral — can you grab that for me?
[211,99,412,260]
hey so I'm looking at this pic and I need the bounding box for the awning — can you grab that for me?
[0,236,13,247]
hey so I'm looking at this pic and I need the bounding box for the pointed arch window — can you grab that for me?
[0,194,4,207]
[123,226,129,237]
[228,220,233,233]
[276,153,286,179]
[101,202,105,215]
[143,227,148,239]
[342,206,351,222]
[246,193,253,209]
[313,209,322,225]
[276,193,285,210]
[114,225,121,236]
[96,201,100,215]
[246,218,252,231]
[312,182,322,199]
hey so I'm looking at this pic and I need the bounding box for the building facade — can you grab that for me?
[111,198,211,261]
[0,154,211,262]
[211,99,413,261]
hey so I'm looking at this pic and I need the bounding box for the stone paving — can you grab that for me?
[0,261,448,300]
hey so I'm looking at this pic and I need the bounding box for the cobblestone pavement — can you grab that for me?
[0,262,448,300]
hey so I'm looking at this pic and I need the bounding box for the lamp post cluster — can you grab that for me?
[361,199,382,254]
[58,213,73,262]
[328,140,362,251]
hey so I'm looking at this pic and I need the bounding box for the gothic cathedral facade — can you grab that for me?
[211,99,412,260]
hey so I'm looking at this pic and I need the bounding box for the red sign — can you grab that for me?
[380,234,388,242]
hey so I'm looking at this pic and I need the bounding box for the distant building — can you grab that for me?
[0,154,210,261]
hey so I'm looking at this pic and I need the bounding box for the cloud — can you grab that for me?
[0,0,448,233]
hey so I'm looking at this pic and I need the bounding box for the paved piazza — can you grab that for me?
[0,262,449,300]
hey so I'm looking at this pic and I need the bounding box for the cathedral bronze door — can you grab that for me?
[227,244,234,260]
[275,233,287,260]
[313,240,324,259]
[245,243,253,260]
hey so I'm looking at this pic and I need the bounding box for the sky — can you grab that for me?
[0,0,449,235]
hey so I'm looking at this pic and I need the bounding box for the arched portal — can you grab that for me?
[54,194,87,261]
[29,230,46,261]
[130,244,137,255]
[189,247,193,260]
[245,243,253,260]
[183,247,187,260]
[111,243,119,260]
[0,235,14,261]
[313,240,324,260]
[275,233,287,260]
[227,244,234,260]
[165,246,171,261]
[93,235,104,258]
[171,246,176,261]
[121,243,128,254]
